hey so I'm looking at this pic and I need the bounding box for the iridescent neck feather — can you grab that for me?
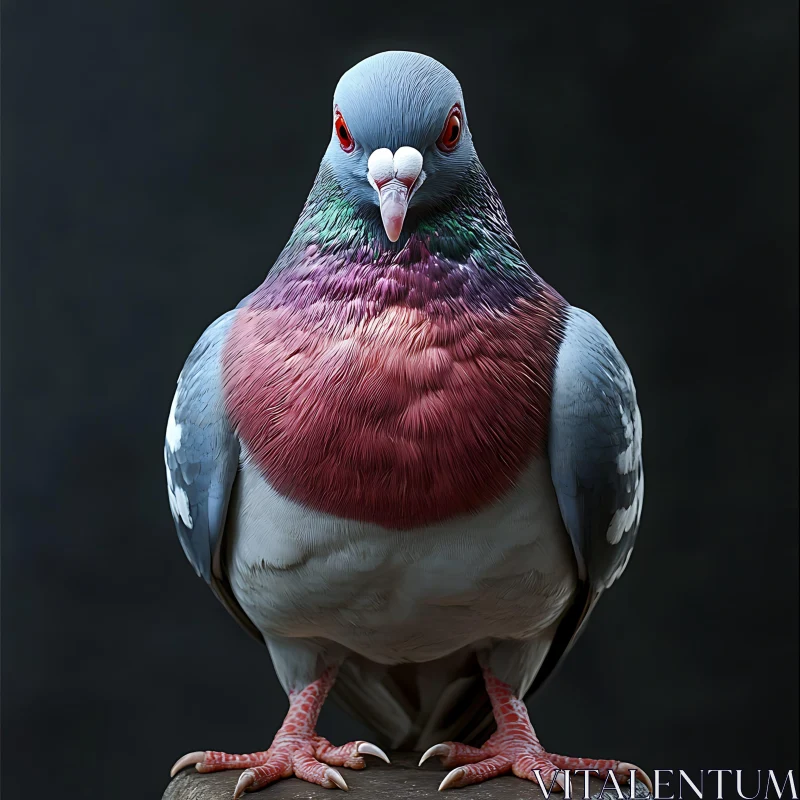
[249,161,552,319]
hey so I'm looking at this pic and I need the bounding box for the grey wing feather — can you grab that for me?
[164,310,262,640]
[533,307,644,692]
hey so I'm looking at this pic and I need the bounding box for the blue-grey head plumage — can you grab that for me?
[322,51,479,239]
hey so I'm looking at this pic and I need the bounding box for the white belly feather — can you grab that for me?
[225,456,577,665]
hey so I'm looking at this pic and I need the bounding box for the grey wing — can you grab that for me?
[532,306,644,692]
[164,310,262,640]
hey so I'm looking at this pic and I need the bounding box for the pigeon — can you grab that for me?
[166,51,650,796]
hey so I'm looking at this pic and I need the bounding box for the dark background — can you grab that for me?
[3,2,798,798]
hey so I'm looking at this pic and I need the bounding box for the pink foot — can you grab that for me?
[419,669,652,795]
[170,668,389,796]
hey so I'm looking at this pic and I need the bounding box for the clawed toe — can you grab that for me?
[324,768,349,791]
[438,767,466,791]
[168,671,384,794]
[417,672,651,794]
[233,770,256,799]
[441,754,516,789]
[170,737,380,795]
[419,744,450,766]
[314,737,390,769]
[423,740,649,795]
[356,742,390,763]
[170,751,206,777]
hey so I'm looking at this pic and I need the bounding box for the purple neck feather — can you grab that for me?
[248,161,550,321]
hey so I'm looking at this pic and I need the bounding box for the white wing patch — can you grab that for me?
[165,427,194,530]
[173,485,193,528]
[609,392,643,546]
[606,474,643,546]
[616,403,642,475]
[165,374,193,527]
[165,376,183,452]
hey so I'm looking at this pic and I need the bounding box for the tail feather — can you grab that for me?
[331,650,494,751]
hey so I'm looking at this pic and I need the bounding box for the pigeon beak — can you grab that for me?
[367,146,425,242]
[376,181,411,243]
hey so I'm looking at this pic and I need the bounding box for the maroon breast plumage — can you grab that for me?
[222,241,566,530]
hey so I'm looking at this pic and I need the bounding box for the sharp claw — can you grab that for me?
[170,751,205,778]
[419,743,450,766]
[232,770,255,799]
[439,767,466,791]
[326,767,349,791]
[620,763,654,795]
[357,742,390,763]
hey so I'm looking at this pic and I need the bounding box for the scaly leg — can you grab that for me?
[420,668,652,794]
[170,666,389,796]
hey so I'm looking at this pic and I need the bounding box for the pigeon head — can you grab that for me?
[323,51,478,242]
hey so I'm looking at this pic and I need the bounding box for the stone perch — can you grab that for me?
[163,753,652,799]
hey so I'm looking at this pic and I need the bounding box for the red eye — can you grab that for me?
[437,106,462,152]
[334,108,355,153]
